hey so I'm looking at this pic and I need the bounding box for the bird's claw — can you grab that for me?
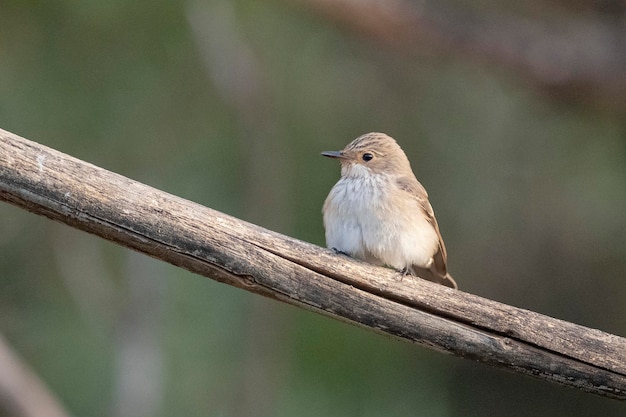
[331,247,350,256]
[398,267,412,281]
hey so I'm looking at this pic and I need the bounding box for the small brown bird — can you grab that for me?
[322,132,457,289]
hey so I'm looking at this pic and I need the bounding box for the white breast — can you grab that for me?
[323,170,439,270]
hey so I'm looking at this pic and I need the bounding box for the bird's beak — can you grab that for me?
[321,150,344,159]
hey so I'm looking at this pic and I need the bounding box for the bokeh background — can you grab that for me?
[1,1,625,416]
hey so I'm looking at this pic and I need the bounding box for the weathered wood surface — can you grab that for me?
[1,128,625,400]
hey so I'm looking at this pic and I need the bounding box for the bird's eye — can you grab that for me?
[362,153,374,161]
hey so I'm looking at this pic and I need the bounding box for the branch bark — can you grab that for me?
[0,128,625,400]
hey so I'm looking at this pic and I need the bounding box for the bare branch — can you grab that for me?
[0,128,625,400]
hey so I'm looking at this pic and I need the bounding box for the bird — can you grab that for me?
[321,132,457,289]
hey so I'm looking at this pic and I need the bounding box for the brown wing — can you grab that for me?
[396,176,457,289]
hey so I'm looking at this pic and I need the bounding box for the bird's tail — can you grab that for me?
[410,266,458,289]
[439,273,458,290]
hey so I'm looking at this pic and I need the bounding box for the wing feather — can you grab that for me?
[396,176,454,287]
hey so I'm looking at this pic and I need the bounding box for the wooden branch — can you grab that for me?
[1,127,625,400]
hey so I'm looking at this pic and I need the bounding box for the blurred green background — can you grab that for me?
[1,1,625,416]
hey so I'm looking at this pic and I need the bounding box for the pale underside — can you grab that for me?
[324,166,439,270]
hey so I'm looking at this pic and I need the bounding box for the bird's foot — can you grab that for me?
[398,267,412,281]
[331,247,350,256]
